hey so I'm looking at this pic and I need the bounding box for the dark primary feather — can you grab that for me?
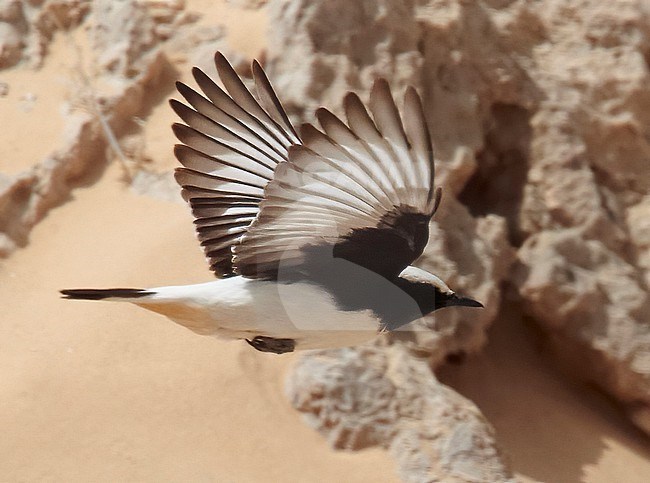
[171,53,440,282]
[171,53,296,277]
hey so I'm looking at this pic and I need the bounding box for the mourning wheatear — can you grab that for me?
[61,53,482,354]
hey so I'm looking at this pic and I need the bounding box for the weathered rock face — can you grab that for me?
[0,0,90,69]
[267,0,650,444]
[0,0,226,256]
[507,0,650,434]
[287,346,515,482]
[0,2,25,69]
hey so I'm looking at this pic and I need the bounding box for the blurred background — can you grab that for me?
[1,0,649,481]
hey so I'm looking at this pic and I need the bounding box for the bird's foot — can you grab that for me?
[245,336,295,354]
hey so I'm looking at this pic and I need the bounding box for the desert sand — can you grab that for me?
[0,162,398,482]
[1,1,398,481]
[1,0,649,481]
[438,302,650,483]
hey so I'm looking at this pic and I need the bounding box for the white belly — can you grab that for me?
[136,278,380,350]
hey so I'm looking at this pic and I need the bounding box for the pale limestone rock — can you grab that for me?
[0,0,26,68]
[287,346,515,482]
[0,22,23,68]
[0,0,235,256]
[514,230,650,417]
[227,0,268,9]
[90,0,190,76]
[130,170,179,202]
[503,0,650,433]
[268,0,650,440]
[34,0,89,30]
[0,0,24,21]
[0,0,193,254]
[10,0,91,67]
[266,0,425,123]
[91,0,158,77]
[627,196,650,287]
[144,0,186,24]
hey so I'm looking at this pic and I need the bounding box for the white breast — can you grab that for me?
[139,278,380,350]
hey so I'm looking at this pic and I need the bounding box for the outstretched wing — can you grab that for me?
[233,79,441,280]
[171,52,300,277]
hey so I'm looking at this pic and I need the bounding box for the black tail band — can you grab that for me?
[60,288,154,300]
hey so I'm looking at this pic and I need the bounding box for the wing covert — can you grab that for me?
[233,80,440,280]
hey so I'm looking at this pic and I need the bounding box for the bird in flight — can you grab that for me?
[61,53,482,354]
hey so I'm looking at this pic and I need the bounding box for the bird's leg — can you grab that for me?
[245,336,296,354]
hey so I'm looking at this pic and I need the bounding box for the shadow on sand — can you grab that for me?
[437,297,650,483]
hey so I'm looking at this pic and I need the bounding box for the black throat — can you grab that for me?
[277,255,449,332]
[375,278,449,331]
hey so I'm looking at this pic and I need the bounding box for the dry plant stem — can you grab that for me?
[47,9,133,182]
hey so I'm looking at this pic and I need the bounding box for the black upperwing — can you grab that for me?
[331,209,434,280]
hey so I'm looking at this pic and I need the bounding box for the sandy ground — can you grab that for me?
[1,2,399,481]
[1,1,649,481]
[0,163,398,482]
[439,302,650,483]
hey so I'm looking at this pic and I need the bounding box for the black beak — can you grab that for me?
[450,294,484,308]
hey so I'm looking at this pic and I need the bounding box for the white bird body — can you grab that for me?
[112,277,378,350]
[61,53,483,354]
